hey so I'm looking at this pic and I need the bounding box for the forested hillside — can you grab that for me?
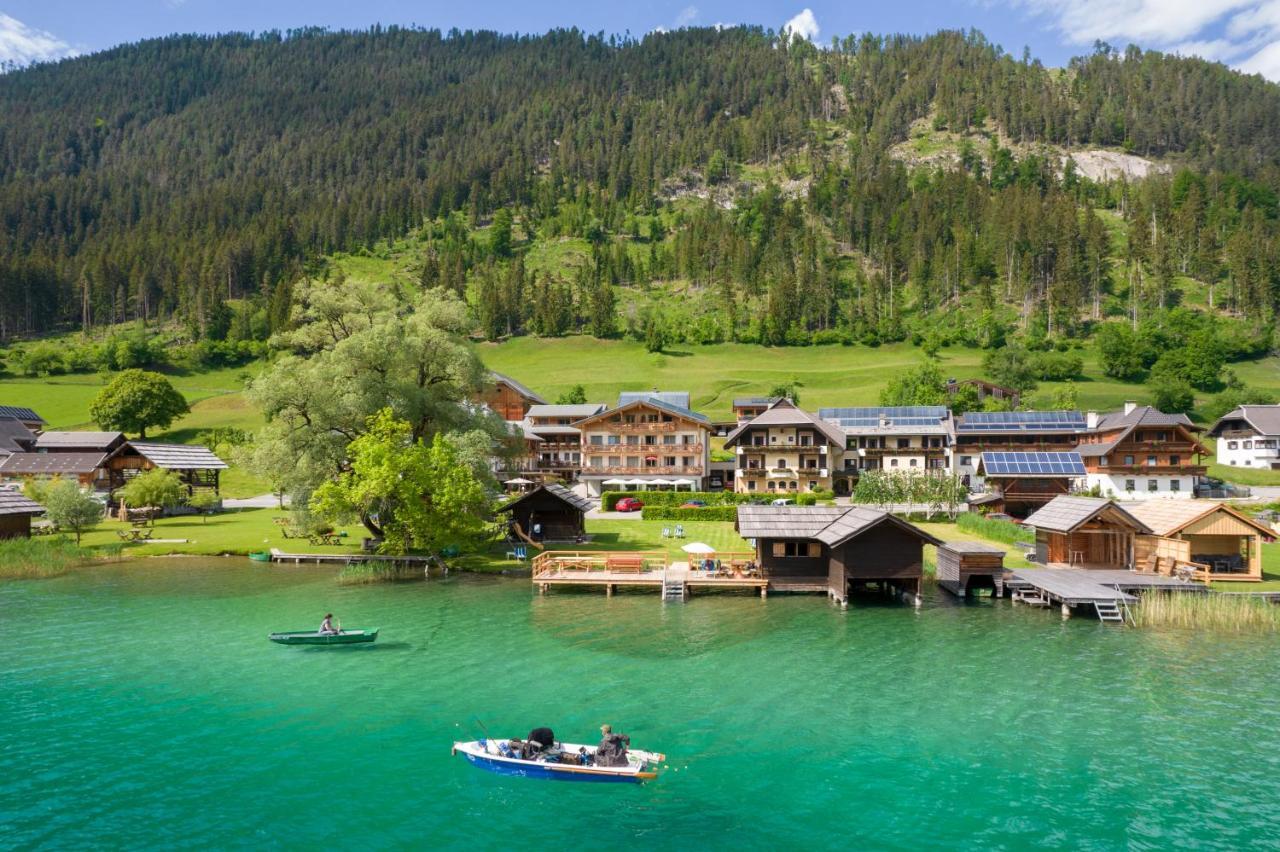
[1,24,1279,376]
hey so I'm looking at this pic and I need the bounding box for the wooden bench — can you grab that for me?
[605,555,646,573]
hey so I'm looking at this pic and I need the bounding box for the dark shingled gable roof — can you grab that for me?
[736,505,942,547]
[1022,496,1151,535]
[127,442,228,470]
[497,483,594,515]
[0,490,44,516]
[0,419,36,454]
[723,400,846,448]
[1207,405,1280,438]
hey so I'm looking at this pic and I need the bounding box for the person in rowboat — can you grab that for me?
[595,724,631,767]
[319,613,340,635]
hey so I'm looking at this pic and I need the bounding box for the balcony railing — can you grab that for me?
[1099,464,1208,475]
[594,421,680,433]
[583,466,705,476]
[582,443,703,455]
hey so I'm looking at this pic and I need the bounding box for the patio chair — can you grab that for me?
[661,527,671,539]
[674,524,685,539]
[505,544,528,561]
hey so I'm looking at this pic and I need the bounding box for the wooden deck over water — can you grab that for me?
[1005,569,1206,605]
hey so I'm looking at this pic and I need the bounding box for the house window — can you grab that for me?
[1244,441,1253,450]
[909,459,918,467]
[1148,480,1159,492]
[890,459,899,467]
[663,457,676,467]
[1100,456,1108,466]
[1170,480,1180,492]
[960,456,972,466]
[1147,456,1157,467]
[790,481,798,489]
[1125,479,1136,492]
[747,481,756,491]
[591,436,604,446]
[663,435,676,445]
[897,438,910,449]
[1124,455,1134,465]
[1227,441,1238,450]
[787,436,795,444]
[775,460,787,470]
[1170,455,1179,466]
[808,481,817,490]
[773,541,821,558]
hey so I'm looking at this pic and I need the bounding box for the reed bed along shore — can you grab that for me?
[335,561,423,585]
[1135,592,1280,632]
[0,538,121,579]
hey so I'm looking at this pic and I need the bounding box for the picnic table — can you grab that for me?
[308,531,344,546]
[116,527,154,542]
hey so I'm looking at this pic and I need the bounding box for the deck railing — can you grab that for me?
[531,550,670,578]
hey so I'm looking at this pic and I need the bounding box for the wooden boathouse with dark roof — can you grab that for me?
[735,505,942,605]
[0,491,45,539]
[498,483,592,542]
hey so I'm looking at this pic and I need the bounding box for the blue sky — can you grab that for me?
[4,1,1280,80]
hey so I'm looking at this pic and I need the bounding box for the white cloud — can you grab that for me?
[674,6,699,27]
[783,8,820,43]
[0,13,76,67]
[1007,0,1280,80]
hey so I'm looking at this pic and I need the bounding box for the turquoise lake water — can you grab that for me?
[2,559,1280,849]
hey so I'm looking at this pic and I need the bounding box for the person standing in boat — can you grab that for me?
[595,724,630,767]
[319,613,339,635]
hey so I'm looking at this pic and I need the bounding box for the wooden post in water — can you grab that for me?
[1061,603,1071,619]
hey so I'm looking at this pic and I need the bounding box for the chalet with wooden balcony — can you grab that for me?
[1206,404,1280,471]
[574,391,711,496]
[952,410,1090,488]
[723,399,847,495]
[732,396,782,423]
[818,406,951,490]
[479,371,546,422]
[1076,403,1207,500]
[511,403,607,482]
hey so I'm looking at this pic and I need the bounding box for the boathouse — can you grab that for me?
[1127,500,1274,582]
[735,505,942,604]
[1022,496,1152,570]
[0,490,45,539]
[935,541,1006,597]
[498,483,592,542]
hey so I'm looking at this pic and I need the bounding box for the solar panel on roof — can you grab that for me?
[981,451,1086,476]
[959,410,1086,432]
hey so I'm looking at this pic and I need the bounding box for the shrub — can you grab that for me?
[601,491,751,510]
[1031,350,1083,381]
[641,506,739,521]
[795,493,817,506]
[956,512,1027,545]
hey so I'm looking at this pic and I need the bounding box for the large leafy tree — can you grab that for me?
[89,370,189,438]
[246,283,508,502]
[879,362,947,406]
[310,409,490,552]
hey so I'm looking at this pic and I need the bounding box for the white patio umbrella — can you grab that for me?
[681,542,715,554]
[504,477,533,485]
[602,478,627,485]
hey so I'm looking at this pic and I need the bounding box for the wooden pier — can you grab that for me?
[268,548,435,567]
[1004,568,1206,622]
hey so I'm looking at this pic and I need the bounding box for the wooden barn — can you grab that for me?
[34,431,127,454]
[1127,500,1275,582]
[1023,496,1152,570]
[106,442,228,495]
[736,505,941,605]
[497,483,592,542]
[0,490,46,539]
[935,542,1006,597]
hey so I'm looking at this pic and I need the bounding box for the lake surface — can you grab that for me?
[3,559,1279,850]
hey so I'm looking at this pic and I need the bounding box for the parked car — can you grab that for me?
[680,499,708,508]
[771,498,794,506]
[615,497,645,512]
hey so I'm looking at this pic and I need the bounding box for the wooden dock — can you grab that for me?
[268,548,435,567]
[1004,568,1206,622]
[531,549,778,598]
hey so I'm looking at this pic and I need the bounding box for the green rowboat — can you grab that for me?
[248,551,271,562]
[268,628,379,646]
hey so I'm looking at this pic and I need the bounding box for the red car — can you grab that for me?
[615,497,645,512]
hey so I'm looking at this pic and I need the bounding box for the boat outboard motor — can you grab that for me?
[527,727,555,753]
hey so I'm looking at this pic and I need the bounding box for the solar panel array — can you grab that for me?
[981,451,1086,476]
[817,406,947,428]
[959,410,1087,433]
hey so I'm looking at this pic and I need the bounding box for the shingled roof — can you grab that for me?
[497,483,594,515]
[0,419,36,454]
[1206,405,1280,438]
[0,490,44,516]
[490,371,547,405]
[1022,496,1151,534]
[0,452,107,476]
[736,505,941,547]
[1125,500,1275,539]
[723,400,846,448]
[35,431,125,451]
[127,442,228,470]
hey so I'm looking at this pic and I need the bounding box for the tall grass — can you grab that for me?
[336,560,423,585]
[956,512,1028,545]
[1135,592,1280,632]
[0,537,118,579]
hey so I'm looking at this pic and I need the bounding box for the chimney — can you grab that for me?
[1086,411,1099,429]
[1123,401,1137,415]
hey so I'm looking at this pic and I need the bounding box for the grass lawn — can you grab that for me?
[1206,458,1280,487]
[77,508,365,558]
